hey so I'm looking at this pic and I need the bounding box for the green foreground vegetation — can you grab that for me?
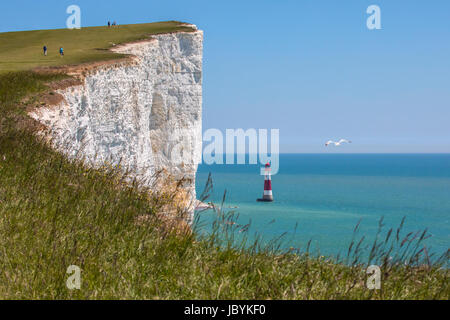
[0,23,448,299]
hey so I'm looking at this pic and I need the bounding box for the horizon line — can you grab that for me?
[215,152,450,155]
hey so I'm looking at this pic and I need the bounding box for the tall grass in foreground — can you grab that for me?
[0,71,449,299]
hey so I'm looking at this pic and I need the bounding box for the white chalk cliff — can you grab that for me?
[29,28,203,216]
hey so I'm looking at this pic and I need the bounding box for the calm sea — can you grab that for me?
[195,154,450,259]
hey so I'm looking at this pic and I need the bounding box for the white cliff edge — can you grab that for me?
[29,29,203,219]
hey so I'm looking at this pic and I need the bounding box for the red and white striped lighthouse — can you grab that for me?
[257,162,274,202]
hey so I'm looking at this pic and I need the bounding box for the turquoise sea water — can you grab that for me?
[195,154,450,259]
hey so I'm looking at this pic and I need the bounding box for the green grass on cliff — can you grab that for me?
[0,24,448,299]
[0,21,194,73]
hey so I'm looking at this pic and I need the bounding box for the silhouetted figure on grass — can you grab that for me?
[59,47,64,57]
[43,45,47,56]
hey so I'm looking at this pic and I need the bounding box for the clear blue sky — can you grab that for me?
[1,0,449,153]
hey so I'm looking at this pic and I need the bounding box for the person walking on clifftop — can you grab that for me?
[43,45,47,56]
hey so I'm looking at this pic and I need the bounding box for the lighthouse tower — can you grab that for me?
[257,162,274,202]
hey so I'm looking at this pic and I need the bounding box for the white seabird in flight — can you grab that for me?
[325,139,352,147]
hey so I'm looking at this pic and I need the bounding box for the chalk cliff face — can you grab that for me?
[29,29,203,215]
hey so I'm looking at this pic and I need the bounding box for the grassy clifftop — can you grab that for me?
[0,23,448,299]
[0,21,194,73]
